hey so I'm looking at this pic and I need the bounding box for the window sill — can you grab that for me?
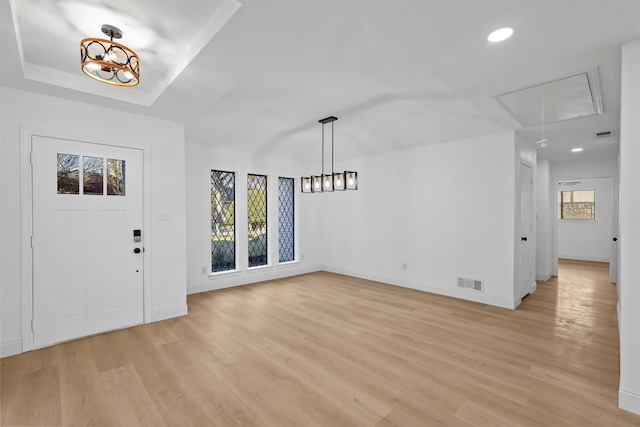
[247,265,273,274]
[208,269,241,279]
[278,260,300,268]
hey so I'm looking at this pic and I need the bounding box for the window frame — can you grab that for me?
[558,189,596,221]
[278,176,296,263]
[210,169,237,274]
[247,173,268,269]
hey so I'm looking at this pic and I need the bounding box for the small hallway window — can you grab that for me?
[558,189,595,220]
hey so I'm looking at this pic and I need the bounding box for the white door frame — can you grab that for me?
[20,127,153,352]
[552,174,617,278]
[518,160,536,302]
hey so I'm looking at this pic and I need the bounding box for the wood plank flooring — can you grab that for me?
[2,259,639,426]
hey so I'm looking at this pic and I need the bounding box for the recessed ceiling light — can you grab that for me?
[571,148,584,152]
[488,27,513,42]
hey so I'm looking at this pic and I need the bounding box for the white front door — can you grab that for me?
[519,162,534,300]
[31,136,144,348]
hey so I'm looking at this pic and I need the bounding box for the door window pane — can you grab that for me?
[211,170,236,272]
[248,174,267,267]
[278,177,295,262]
[107,158,126,196]
[57,153,80,194]
[83,156,104,195]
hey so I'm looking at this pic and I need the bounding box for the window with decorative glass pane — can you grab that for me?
[558,190,595,220]
[211,170,236,272]
[248,174,267,267]
[278,177,295,262]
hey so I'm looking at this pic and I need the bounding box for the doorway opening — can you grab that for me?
[554,177,617,284]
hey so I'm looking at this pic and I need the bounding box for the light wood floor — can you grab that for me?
[2,260,639,426]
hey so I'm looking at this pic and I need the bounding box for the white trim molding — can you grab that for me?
[0,340,23,358]
[150,305,189,323]
[619,388,640,415]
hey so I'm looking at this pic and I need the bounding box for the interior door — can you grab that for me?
[31,136,144,348]
[519,162,534,300]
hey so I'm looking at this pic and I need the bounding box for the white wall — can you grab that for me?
[618,38,640,415]
[321,131,519,309]
[0,87,188,357]
[535,159,553,280]
[557,177,613,262]
[185,142,323,293]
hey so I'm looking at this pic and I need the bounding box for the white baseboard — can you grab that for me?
[322,265,516,310]
[187,264,321,295]
[557,255,610,263]
[536,272,552,281]
[150,304,188,322]
[1,339,23,358]
[619,388,640,415]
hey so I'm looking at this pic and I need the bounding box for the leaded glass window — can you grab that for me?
[211,170,236,272]
[278,177,295,262]
[247,174,267,267]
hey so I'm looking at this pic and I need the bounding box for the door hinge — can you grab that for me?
[29,152,33,165]
[30,236,33,248]
[31,319,34,331]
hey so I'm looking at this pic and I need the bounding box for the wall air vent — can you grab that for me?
[595,130,614,139]
[457,277,483,292]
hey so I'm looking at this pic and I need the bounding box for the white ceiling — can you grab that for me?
[2,0,639,163]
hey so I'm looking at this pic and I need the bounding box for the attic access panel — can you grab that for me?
[496,71,603,127]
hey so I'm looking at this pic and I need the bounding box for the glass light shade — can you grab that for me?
[345,171,358,190]
[321,174,334,192]
[333,172,345,191]
[312,175,323,192]
[80,38,140,86]
[301,177,313,193]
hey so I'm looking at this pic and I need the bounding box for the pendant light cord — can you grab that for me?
[331,120,334,174]
[541,93,544,142]
[321,121,325,175]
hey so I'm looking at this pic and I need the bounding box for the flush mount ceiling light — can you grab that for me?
[488,27,513,42]
[571,148,584,152]
[301,116,358,194]
[81,25,140,86]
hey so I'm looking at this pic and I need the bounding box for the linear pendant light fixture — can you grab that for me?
[301,116,357,193]
[81,25,140,86]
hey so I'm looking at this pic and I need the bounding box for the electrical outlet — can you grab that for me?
[201,266,207,274]
[402,263,408,271]
[301,253,305,261]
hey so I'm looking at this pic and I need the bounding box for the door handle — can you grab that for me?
[521,237,527,241]
[613,237,618,242]
[133,248,141,254]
